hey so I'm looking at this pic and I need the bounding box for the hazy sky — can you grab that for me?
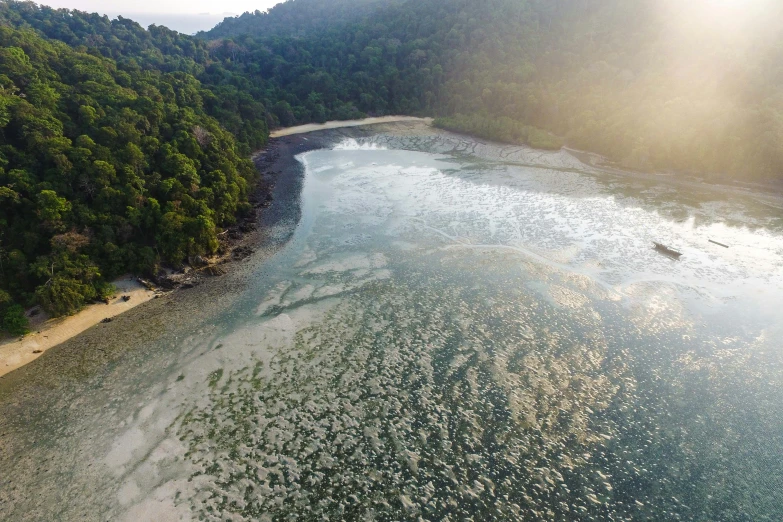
[35,0,280,15]
[34,0,283,32]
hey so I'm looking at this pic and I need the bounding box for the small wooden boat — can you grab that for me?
[653,242,683,259]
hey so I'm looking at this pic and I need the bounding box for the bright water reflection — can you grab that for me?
[6,135,783,521]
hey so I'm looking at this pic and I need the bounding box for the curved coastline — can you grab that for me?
[0,279,155,379]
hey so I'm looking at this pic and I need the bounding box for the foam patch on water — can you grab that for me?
[333,138,388,150]
[306,147,783,322]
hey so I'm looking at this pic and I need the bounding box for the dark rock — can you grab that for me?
[156,278,177,290]
[137,278,157,291]
[32,350,42,354]
[154,272,182,290]
[101,317,113,323]
[239,222,257,233]
[189,255,209,268]
[232,246,255,260]
[122,295,131,302]
[203,265,226,277]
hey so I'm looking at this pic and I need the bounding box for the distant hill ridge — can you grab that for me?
[200,0,783,183]
[201,0,402,39]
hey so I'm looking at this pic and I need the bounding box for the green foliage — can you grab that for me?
[2,304,28,336]
[0,289,10,307]
[527,128,564,151]
[35,276,97,317]
[204,0,399,39]
[36,190,71,224]
[0,9,256,317]
[95,281,116,301]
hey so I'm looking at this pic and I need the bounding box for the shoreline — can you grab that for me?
[0,278,156,378]
[562,146,783,205]
[0,131,328,384]
[427,123,783,205]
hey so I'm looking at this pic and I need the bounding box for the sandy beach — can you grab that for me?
[0,278,155,378]
[269,116,431,137]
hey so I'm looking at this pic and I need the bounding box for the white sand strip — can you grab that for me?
[270,116,431,138]
[0,277,156,378]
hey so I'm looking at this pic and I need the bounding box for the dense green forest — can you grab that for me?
[1,0,783,333]
[0,4,261,331]
[203,0,401,40]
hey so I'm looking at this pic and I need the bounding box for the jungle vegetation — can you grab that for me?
[0,7,256,326]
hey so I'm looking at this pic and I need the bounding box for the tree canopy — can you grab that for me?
[0,13,255,323]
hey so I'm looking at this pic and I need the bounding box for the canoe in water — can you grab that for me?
[653,242,683,259]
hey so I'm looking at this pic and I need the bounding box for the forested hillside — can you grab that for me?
[0,1,272,152]
[203,0,400,40]
[201,0,783,181]
[0,6,259,331]
[2,0,783,333]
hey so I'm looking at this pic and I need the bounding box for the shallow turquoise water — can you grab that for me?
[3,136,783,520]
